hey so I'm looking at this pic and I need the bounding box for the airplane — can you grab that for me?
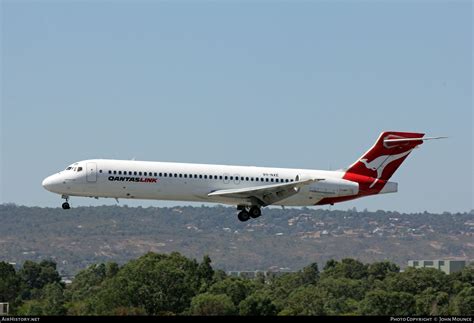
[42,131,445,222]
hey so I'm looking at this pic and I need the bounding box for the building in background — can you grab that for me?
[407,260,467,274]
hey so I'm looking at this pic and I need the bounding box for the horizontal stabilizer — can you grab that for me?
[384,136,447,144]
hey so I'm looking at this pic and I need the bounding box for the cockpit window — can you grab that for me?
[77,167,83,172]
[66,167,72,170]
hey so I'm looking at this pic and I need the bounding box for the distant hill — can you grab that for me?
[0,204,472,276]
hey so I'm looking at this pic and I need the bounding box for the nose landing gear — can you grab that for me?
[61,195,70,210]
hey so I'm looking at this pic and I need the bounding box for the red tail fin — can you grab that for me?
[344,131,425,191]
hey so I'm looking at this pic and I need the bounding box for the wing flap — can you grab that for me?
[208,178,323,206]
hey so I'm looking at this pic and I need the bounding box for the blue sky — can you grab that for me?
[1,1,472,213]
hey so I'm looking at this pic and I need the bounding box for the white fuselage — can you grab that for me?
[42,159,361,207]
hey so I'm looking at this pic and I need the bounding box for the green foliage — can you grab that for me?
[0,262,21,304]
[66,263,107,302]
[359,289,415,315]
[415,288,450,315]
[299,262,320,285]
[208,277,256,306]
[321,258,368,280]
[367,261,400,281]
[197,255,214,291]
[41,282,66,315]
[450,287,474,315]
[279,285,327,315]
[7,251,474,316]
[264,272,306,310]
[19,260,61,299]
[383,267,449,294]
[189,293,236,315]
[86,252,202,315]
[239,292,277,316]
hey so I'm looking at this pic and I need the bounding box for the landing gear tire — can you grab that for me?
[62,202,70,210]
[249,206,261,218]
[238,210,250,222]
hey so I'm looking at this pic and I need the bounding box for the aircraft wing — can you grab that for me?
[207,178,323,206]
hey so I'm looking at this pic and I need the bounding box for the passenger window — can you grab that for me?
[174,174,177,177]
[118,171,122,175]
[261,178,264,182]
[179,174,182,178]
[266,178,269,182]
[113,170,117,175]
[271,178,274,182]
[224,176,228,180]
[108,170,111,174]
[204,175,207,179]
[219,176,223,180]
[214,175,218,180]
[99,170,102,173]
[128,171,132,175]
[230,176,233,180]
[246,177,249,181]
[240,177,244,181]
[199,175,203,179]
[159,173,162,177]
[144,172,147,176]
[134,171,137,175]
[286,179,289,183]
[164,173,167,177]
[251,178,254,181]
[154,172,157,176]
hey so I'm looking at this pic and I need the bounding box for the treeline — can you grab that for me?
[0,253,473,316]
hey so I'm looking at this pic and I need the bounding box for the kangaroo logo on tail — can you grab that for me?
[360,149,413,188]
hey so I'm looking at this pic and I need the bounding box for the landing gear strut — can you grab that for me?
[237,205,262,222]
[62,195,70,210]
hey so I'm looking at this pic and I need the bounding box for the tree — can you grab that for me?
[83,252,202,315]
[239,292,277,316]
[189,293,236,316]
[105,262,119,278]
[66,263,107,302]
[279,285,327,316]
[322,258,368,280]
[359,289,415,315]
[197,255,214,290]
[318,277,366,314]
[42,282,66,315]
[299,262,319,285]
[415,288,450,315]
[450,287,474,315]
[208,277,256,307]
[19,260,61,296]
[383,267,449,295]
[367,261,400,281]
[0,262,21,304]
[265,272,306,310]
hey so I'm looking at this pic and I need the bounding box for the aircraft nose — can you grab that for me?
[42,176,53,191]
[42,175,60,192]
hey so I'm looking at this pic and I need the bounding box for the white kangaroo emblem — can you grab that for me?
[360,149,413,188]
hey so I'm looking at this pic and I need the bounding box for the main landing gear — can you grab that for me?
[61,195,70,210]
[237,205,262,222]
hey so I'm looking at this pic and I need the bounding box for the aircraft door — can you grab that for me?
[86,162,97,182]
